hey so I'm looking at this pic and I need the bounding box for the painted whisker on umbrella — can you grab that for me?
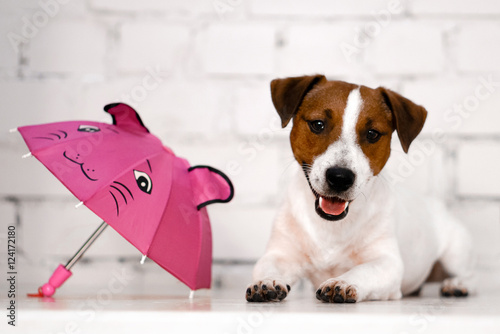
[109,191,120,216]
[110,185,128,204]
[113,181,134,199]
[109,182,135,216]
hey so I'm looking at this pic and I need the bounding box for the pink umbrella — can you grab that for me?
[16,103,234,296]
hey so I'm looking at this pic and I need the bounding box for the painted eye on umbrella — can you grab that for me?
[78,125,101,133]
[133,170,152,194]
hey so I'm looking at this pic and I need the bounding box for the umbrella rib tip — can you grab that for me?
[75,201,84,209]
[22,152,32,159]
[9,128,18,133]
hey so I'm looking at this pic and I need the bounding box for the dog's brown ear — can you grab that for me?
[271,74,326,128]
[377,87,427,153]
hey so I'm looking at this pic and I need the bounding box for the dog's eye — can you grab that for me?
[308,120,325,134]
[367,129,381,143]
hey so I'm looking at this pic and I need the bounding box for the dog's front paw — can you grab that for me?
[316,280,358,303]
[246,280,291,302]
[441,278,468,297]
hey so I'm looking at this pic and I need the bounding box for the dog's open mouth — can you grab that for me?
[315,196,350,221]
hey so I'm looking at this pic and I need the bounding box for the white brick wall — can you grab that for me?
[250,0,398,17]
[117,23,190,74]
[456,141,500,198]
[1,0,500,289]
[402,75,500,135]
[277,23,366,77]
[365,21,445,75]
[409,0,500,15]
[88,0,213,15]
[454,22,500,73]
[0,18,20,70]
[28,20,108,73]
[198,23,276,75]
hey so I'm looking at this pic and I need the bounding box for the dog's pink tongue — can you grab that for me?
[320,197,347,216]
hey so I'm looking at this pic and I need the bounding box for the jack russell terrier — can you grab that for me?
[246,75,475,303]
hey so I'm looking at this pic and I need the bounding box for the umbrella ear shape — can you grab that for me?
[104,103,150,133]
[188,166,234,210]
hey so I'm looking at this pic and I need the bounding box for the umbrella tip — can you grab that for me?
[22,152,32,159]
[27,287,44,298]
[75,201,84,209]
[140,254,147,264]
[9,128,18,133]
[189,290,195,299]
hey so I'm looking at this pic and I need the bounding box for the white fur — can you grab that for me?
[250,87,475,302]
[310,88,372,200]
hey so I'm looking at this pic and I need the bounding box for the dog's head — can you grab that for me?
[271,75,427,221]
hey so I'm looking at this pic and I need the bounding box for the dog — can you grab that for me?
[246,75,475,303]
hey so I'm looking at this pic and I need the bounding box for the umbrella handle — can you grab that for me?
[40,265,73,297]
[29,221,108,298]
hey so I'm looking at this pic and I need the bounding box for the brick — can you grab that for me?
[0,0,40,16]
[0,143,71,197]
[212,263,253,289]
[410,0,500,15]
[198,23,275,75]
[365,21,445,75]
[129,79,234,138]
[210,203,276,260]
[250,0,404,17]
[0,80,89,143]
[19,200,139,263]
[233,81,284,137]
[456,141,500,197]
[78,77,151,117]
[277,23,368,76]
[52,261,149,296]
[383,136,448,195]
[28,20,107,73]
[450,201,500,266]
[402,75,500,135]
[88,0,213,14]
[0,18,21,69]
[117,23,190,73]
[0,0,86,17]
[454,22,500,73]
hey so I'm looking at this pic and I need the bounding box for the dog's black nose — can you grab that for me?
[325,167,355,192]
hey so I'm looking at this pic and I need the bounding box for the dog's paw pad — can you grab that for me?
[246,280,289,302]
[440,278,469,298]
[316,280,357,303]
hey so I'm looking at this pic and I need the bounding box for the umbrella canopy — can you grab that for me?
[18,103,234,290]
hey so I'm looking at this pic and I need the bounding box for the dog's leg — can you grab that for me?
[438,221,475,297]
[316,239,404,303]
[246,210,308,302]
[246,251,300,302]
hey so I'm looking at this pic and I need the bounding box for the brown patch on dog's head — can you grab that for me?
[270,75,428,176]
[271,74,326,128]
[290,80,359,167]
[355,86,394,175]
[271,75,358,166]
[377,87,428,154]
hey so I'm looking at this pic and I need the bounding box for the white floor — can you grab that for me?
[4,283,500,334]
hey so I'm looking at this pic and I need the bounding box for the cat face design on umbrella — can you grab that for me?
[18,103,234,291]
